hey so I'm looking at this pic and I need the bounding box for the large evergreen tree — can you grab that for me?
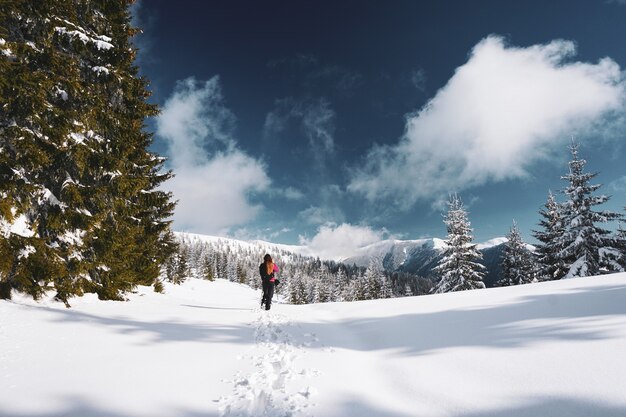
[498,221,536,286]
[556,143,621,278]
[433,195,485,293]
[533,191,566,280]
[0,0,175,304]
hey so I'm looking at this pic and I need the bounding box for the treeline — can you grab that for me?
[165,235,433,303]
[433,143,625,294]
[166,144,625,304]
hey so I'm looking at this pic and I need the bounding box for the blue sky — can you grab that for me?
[133,0,626,254]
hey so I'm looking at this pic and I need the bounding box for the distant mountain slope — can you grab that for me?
[175,231,527,287]
[341,237,518,287]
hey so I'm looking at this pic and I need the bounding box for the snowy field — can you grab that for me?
[2,273,626,417]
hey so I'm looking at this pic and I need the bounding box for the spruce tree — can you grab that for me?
[404,283,413,297]
[433,194,485,293]
[364,257,386,299]
[289,272,307,305]
[380,275,393,298]
[0,0,175,304]
[557,143,621,278]
[614,214,625,272]
[533,191,566,280]
[498,221,536,286]
[201,252,215,281]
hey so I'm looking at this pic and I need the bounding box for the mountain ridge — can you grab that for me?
[174,231,515,286]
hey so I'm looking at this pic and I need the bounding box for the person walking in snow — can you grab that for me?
[259,253,279,310]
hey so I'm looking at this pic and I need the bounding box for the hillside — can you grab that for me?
[1,273,625,416]
[175,231,516,287]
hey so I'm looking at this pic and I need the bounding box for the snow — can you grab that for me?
[55,87,68,101]
[2,274,626,416]
[178,232,312,259]
[59,229,85,246]
[8,214,35,238]
[476,236,508,250]
[77,208,92,217]
[69,132,86,144]
[91,66,109,75]
[41,188,63,207]
[18,245,36,259]
[55,27,113,51]
[93,39,114,51]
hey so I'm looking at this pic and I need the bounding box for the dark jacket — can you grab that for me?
[259,263,275,283]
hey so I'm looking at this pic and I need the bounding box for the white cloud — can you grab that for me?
[157,77,270,234]
[263,97,336,154]
[411,68,426,91]
[298,205,345,225]
[349,35,626,207]
[299,223,387,261]
[281,187,305,200]
[609,176,626,193]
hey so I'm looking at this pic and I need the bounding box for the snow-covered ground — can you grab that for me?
[2,273,626,417]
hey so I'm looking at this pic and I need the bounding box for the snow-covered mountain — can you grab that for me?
[175,231,313,259]
[341,236,514,286]
[175,231,516,286]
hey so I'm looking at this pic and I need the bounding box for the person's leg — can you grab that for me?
[261,281,269,307]
[265,282,275,310]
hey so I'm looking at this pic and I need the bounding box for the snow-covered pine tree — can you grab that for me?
[617,218,626,271]
[226,256,237,282]
[498,221,536,286]
[364,257,384,299]
[312,264,330,303]
[236,262,247,284]
[0,1,176,304]
[341,273,357,302]
[328,269,341,302]
[404,283,413,297]
[289,271,308,305]
[380,275,393,298]
[432,194,485,293]
[557,143,622,278]
[201,251,215,281]
[532,191,566,280]
[352,270,367,300]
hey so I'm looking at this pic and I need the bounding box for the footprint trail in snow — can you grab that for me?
[219,309,319,417]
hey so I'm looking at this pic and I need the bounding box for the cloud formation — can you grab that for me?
[299,223,387,261]
[263,97,336,154]
[349,35,626,207]
[158,77,270,234]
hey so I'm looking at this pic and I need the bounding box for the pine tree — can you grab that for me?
[404,283,413,297]
[289,271,308,305]
[201,252,215,281]
[0,1,176,304]
[380,275,393,298]
[533,191,566,280]
[614,212,625,272]
[557,143,621,278]
[433,194,485,293]
[498,221,536,286]
[364,257,384,299]
[236,262,247,284]
[341,273,357,302]
[353,271,368,300]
